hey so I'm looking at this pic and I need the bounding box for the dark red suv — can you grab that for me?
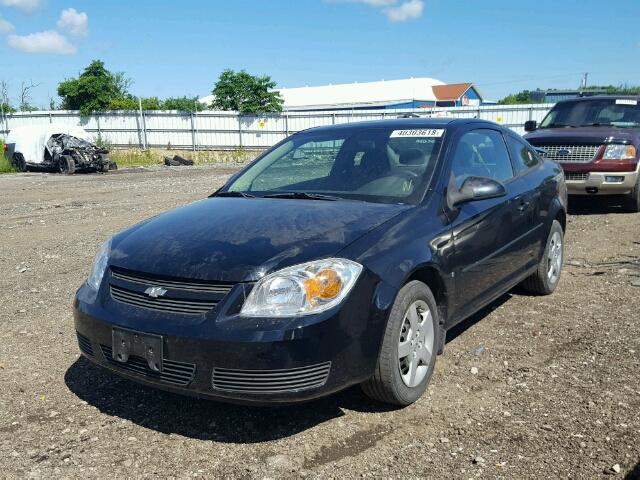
[524,96,640,211]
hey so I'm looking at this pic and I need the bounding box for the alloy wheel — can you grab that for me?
[398,300,434,388]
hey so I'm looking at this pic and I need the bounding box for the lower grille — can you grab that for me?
[100,345,196,386]
[565,172,589,181]
[212,362,331,394]
[110,285,217,315]
[76,332,94,356]
[539,144,600,163]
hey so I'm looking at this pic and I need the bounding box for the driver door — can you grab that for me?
[446,128,529,322]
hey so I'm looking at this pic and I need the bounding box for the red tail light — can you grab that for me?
[3,144,7,152]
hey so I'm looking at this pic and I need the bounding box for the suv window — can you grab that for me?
[451,129,514,188]
[507,135,539,173]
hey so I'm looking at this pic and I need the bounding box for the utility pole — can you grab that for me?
[581,72,589,90]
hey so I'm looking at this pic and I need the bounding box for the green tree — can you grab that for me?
[497,90,535,105]
[211,69,283,114]
[1,101,16,113]
[108,96,162,110]
[58,60,131,115]
[162,96,202,112]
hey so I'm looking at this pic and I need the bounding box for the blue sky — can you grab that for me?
[1,0,639,108]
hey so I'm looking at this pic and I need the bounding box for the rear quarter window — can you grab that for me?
[507,135,539,173]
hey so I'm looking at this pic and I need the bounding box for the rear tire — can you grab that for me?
[624,174,640,213]
[58,155,75,175]
[361,281,439,406]
[11,153,27,172]
[521,219,564,295]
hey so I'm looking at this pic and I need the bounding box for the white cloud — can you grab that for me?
[0,17,14,32]
[330,0,424,22]
[351,0,397,5]
[385,0,424,22]
[8,30,77,54]
[57,8,88,37]
[0,0,42,13]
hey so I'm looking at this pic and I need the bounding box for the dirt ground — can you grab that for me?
[1,166,639,479]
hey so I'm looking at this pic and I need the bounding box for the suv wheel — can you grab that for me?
[58,155,75,175]
[361,280,439,406]
[521,219,564,295]
[624,174,640,213]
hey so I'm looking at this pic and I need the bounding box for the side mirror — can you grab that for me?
[524,120,537,132]
[449,176,507,206]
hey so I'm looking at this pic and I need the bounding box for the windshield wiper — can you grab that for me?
[214,191,256,198]
[262,191,340,201]
[580,122,612,127]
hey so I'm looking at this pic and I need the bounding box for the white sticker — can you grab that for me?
[616,99,637,106]
[390,129,444,138]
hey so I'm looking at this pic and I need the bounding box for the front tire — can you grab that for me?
[11,153,27,172]
[361,281,439,406]
[521,219,564,295]
[58,155,75,175]
[624,174,640,213]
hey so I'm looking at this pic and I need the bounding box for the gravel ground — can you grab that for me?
[1,166,639,479]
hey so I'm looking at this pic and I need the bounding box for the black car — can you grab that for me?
[74,118,567,406]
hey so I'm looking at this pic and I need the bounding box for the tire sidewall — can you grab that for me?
[385,281,439,405]
[541,220,564,293]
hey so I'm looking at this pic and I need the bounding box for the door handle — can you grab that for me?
[517,201,530,212]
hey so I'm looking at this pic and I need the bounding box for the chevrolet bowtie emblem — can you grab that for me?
[145,286,168,298]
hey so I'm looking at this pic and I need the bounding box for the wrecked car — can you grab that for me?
[4,124,115,174]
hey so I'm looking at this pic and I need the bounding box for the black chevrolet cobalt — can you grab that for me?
[74,119,567,406]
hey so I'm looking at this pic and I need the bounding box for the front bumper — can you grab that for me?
[564,170,638,195]
[73,271,388,405]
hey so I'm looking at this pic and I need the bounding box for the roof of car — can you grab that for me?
[303,117,492,134]
[556,95,640,104]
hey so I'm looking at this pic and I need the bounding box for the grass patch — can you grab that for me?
[0,140,16,174]
[108,147,261,169]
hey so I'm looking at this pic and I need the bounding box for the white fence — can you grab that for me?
[1,104,552,150]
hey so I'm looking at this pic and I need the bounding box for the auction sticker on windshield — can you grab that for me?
[390,129,444,138]
[616,99,638,106]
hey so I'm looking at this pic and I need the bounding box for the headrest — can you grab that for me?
[399,148,427,166]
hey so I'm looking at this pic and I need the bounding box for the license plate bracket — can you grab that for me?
[112,327,163,372]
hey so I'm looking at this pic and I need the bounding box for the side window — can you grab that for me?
[507,135,539,173]
[451,129,514,189]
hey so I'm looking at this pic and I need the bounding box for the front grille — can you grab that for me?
[539,144,600,163]
[110,285,218,315]
[212,362,331,394]
[109,267,234,316]
[76,332,94,356]
[100,345,196,386]
[111,268,233,294]
[564,172,589,181]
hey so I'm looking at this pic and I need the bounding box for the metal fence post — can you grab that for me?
[284,113,289,136]
[238,113,243,148]
[190,112,196,151]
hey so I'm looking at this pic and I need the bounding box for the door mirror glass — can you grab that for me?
[449,176,507,206]
[524,120,537,132]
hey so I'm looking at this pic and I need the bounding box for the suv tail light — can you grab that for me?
[3,144,7,152]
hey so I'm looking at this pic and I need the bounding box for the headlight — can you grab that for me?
[602,144,636,160]
[241,258,363,317]
[87,239,111,291]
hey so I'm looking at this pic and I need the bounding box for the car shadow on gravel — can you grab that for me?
[64,292,515,443]
[64,357,397,443]
[568,195,631,215]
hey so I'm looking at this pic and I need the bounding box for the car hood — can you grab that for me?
[110,197,410,282]
[525,126,639,146]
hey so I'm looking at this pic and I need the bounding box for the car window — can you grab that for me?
[227,127,445,203]
[506,135,539,173]
[450,129,514,189]
[249,139,344,191]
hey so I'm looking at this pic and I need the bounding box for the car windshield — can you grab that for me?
[224,126,446,204]
[539,99,640,128]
